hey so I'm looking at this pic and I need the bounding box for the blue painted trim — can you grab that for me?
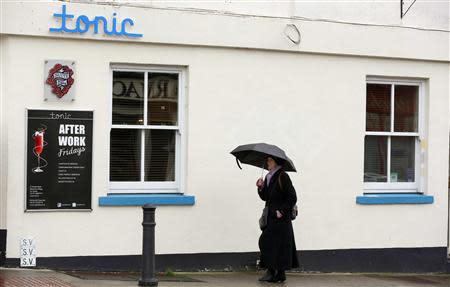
[356,193,434,205]
[99,194,195,206]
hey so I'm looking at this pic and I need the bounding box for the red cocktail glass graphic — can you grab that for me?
[32,127,47,173]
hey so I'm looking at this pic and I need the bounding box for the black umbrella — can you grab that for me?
[230,143,297,172]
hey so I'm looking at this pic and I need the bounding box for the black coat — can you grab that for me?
[258,168,299,270]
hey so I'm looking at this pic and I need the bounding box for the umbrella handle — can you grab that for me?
[236,158,242,170]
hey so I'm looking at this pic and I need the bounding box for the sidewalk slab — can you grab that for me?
[1,268,449,287]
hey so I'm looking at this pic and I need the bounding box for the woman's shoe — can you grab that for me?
[258,269,275,281]
[268,270,286,283]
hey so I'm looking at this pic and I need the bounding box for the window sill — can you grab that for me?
[356,193,433,205]
[99,194,195,206]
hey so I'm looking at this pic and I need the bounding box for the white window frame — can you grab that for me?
[364,78,425,193]
[108,65,186,194]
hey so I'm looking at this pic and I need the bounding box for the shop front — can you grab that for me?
[0,1,449,272]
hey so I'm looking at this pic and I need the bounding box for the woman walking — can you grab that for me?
[256,156,299,283]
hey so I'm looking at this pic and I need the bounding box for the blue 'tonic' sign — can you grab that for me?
[49,4,143,38]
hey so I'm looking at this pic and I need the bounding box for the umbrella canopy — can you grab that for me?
[230,143,297,172]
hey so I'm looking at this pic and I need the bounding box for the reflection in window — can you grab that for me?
[110,70,181,185]
[148,73,178,126]
[112,72,144,125]
[394,85,418,133]
[364,81,420,187]
[366,84,391,132]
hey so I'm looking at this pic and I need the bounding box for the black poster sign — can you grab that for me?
[26,109,93,210]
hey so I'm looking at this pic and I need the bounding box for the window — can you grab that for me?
[364,79,423,193]
[109,67,185,193]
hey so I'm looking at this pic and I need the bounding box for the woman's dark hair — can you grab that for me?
[268,156,285,167]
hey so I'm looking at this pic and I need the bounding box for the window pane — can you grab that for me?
[144,130,175,181]
[394,85,418,132]
[366,84,391,132]
[364,136,387,182]
[148,73,178,126]
[391,137,415,182]
[112,71,144,125]
[110,129,141,181]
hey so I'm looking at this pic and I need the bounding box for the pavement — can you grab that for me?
[0,267,449,287]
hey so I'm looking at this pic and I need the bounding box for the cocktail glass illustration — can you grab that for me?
[32,126,48,173]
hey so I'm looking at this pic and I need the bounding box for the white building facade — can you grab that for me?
[0,0,449,272]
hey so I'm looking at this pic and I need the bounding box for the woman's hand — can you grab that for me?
[256,178,264,188]
[276,210,283,218]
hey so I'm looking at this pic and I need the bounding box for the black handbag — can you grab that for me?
[259,206,269,230]
[291,204,298,220]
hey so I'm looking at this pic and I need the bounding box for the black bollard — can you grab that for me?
[139,204,158,286]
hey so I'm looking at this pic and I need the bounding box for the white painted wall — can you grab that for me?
[0,34,7,230]
[1,34,448,258]
[83,0,450,31]
[1,1,449,61]
[0,0,449,259]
